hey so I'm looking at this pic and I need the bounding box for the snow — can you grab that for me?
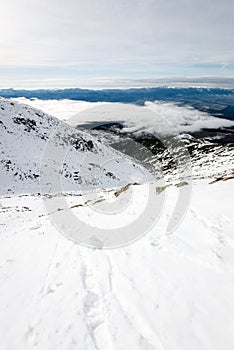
[0,97,234,349]
[0,180,234,349]
[0,98,149,196]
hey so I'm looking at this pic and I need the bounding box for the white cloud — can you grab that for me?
[14,98,234,136]
[0,0,234,84]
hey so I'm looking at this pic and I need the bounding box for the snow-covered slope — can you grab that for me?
[1,98,234,350]
[0,98,147,196]
[0,180,234,350]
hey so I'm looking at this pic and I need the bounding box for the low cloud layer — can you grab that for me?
[14,98,234,137]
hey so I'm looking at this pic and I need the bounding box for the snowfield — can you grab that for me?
[0,181,234,350]
[0,98,234,349]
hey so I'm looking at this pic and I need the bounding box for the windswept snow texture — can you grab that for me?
[0,181,234,349]
[0,98,147,195]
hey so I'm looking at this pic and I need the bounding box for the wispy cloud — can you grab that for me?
[0,0,234,87]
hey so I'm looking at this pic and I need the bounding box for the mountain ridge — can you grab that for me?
[0,98,146,196]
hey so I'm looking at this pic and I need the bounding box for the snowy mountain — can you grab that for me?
[0,97,234,350]
[0,98,147,196]
[15,97,234,183]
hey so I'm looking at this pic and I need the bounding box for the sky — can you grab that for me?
[0,0,234,88]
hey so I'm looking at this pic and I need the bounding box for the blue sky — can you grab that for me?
[0,0,234,88]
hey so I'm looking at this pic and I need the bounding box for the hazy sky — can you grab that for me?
[0,0,234,88]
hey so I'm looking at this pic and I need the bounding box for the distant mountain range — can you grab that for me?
[1,87,234,120]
